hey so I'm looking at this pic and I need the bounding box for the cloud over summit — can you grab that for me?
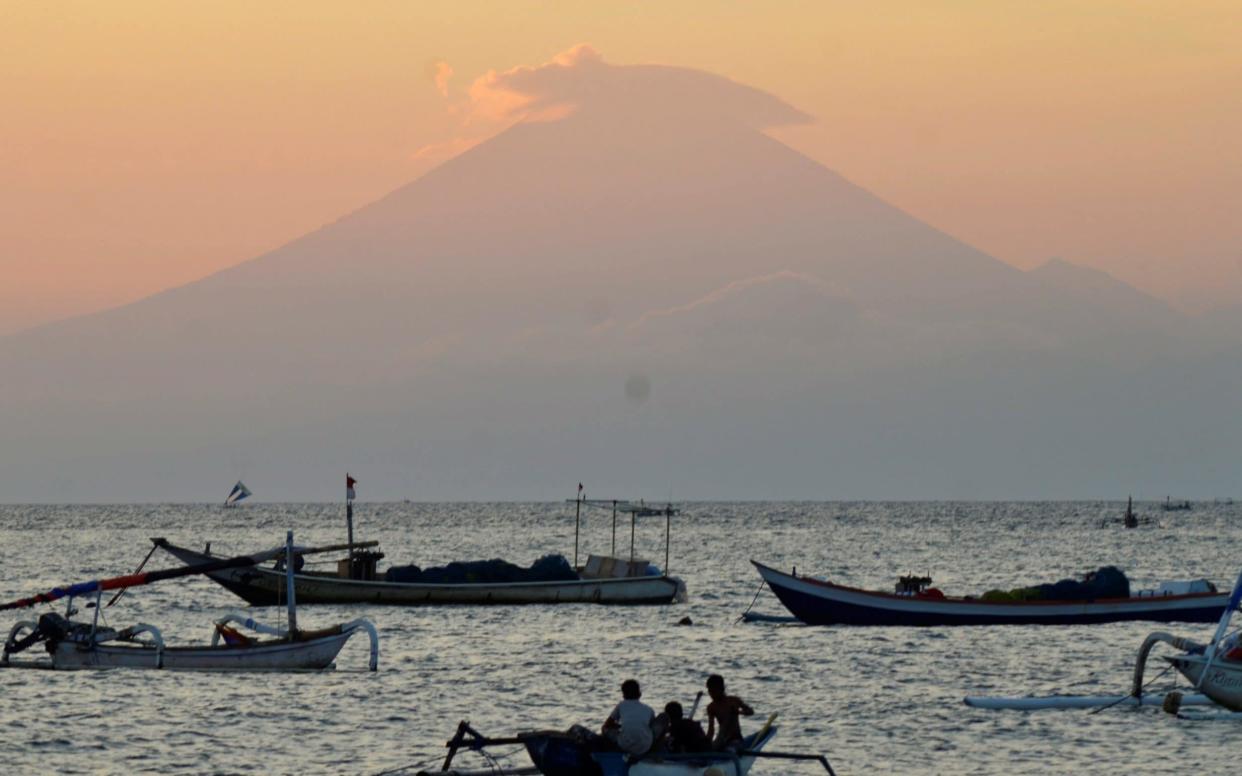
[465,44,813,129]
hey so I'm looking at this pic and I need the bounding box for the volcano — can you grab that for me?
[2,53,1239,501]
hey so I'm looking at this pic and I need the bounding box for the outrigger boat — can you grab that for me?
[965,570,1242,713]
[153,486,686,607]
[751,561,1229,626]
[425,717,836,776]
[1,532,377,672]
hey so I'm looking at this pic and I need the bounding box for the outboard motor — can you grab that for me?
[36,612,75,644]
[3,612,77,660]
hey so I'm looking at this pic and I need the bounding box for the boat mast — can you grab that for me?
[611,500,617,558]
[664,505,671,575]
[574,483,582,570]
[285,530,298,634]
[346,473,356,572]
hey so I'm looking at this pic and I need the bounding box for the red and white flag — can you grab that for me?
[346,473,357,501]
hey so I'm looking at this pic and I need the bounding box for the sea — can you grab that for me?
[1,501,1239,775]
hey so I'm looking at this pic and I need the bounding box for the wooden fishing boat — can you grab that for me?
[426,719,835,776]
[2,532,378,672]
[151,487,687,607]
[752,561,1230,626]
[155,538,683,606]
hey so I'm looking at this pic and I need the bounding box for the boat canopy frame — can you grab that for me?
[569,496,681,574]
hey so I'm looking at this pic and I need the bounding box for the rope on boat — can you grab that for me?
[1088,664,1175,715]
[106,543,159,608]
[476,744,526,772]
[735,579,768,624]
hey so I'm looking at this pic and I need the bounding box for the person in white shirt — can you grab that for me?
[602,679,655,756]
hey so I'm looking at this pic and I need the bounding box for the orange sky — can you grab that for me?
[3,1,1240,335]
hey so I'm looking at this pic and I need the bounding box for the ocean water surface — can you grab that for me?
[1,501,1239,775]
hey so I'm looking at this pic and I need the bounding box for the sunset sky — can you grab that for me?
[3,1,1240,335]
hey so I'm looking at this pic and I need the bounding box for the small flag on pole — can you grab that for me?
[346,473,357,501]
[578,483,584,498]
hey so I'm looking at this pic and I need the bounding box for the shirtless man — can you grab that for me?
[704,674,754,751]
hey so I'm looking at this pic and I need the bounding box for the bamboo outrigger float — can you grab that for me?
[153,483,686,607]
[1,532,378,672]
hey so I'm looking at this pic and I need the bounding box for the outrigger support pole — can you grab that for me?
[439,721,526,772]
[739,750,837,775]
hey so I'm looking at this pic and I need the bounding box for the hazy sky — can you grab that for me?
[3,1,1240,335]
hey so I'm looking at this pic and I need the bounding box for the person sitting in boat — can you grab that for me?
[705,674,753,751]
[602,679,655,756]
[661,701,710,753]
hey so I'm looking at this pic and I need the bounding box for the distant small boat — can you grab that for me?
[752,561,1229,626]
[1161,496,1193,512]
[224,480,252,507]
[1100,496,1152,528]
